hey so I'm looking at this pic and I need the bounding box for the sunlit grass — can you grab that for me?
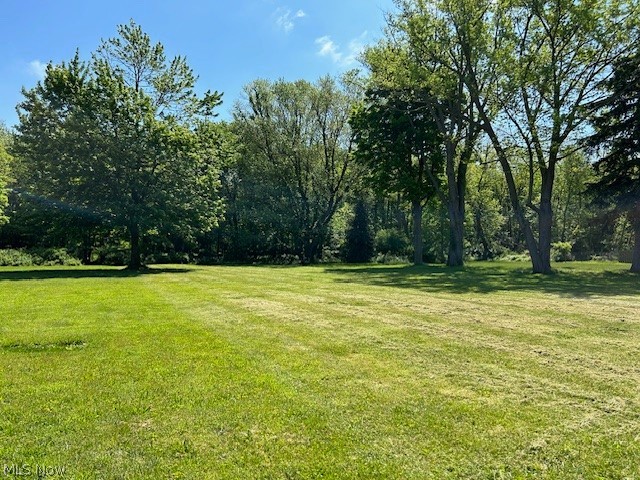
[0,261,638,478]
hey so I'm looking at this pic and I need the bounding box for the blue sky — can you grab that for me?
[0,0,396,128]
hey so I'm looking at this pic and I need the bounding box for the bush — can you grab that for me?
[374,229,409,256]
[551,242,574,262]
[93,245,129,266]
[33,248,82,266]
[374,253,410,265]
[498,250,531,262]
[0,248,82,266]
[0,249,36,266]
[145,251,191,265]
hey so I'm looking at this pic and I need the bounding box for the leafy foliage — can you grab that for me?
[374,228,409,256]
[14,22,226,269]
[551,242,574,262]
[231,76,357,263]
[0,144,10,226]
[351,87,443,202]
[0,125,11,225]
[0,248,81,266]
[351,86,444,264]
[385,0,637,273]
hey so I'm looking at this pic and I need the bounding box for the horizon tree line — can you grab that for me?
[0,4,638,273]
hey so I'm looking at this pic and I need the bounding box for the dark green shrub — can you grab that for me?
[94,245,129,266]
[374,253,410,264]
[33,248,82,266]
[145,251,191,264]
[374,229,409,256]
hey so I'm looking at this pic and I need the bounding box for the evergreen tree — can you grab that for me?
[588,51,640,272]
[0,125,11,225]
[343,200,374,263]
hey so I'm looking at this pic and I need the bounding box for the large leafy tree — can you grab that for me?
[588,51,640,272]
[390,0,636,273]
[232,76,357,264]
[350,87,444,264]
[15,21,225,269]
[362,37,482,267]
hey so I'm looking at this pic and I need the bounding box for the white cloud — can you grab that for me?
[315,31,368,67]
[315,36,342,63]
[275,8,306,33]
[28,60,47,80]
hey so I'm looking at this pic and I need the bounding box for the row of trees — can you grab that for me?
[356,0,638,273]
[1,1,639,273]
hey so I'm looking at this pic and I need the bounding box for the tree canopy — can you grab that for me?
[381,0,638,273]
[14,21,227,269]
[0,133,11,226]
[2,9,639,271]
[232,76,357,264]
[350,86,444,264]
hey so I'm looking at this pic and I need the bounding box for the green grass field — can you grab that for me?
[0,261,638,479]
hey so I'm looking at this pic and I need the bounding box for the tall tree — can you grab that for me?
[363,37,482,267]
[233,76,357,264]
[391,0,636,273]
[350,86,444,264]
[587,51,640,272]
[15,22,225,269]
[343,200,374,263]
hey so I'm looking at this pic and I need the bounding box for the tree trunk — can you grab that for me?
[81,233,93,264]
[478,114,550,273]
[128,222,142,270]
[447,203,464,267]
[469,84,556,274]
[395,197,409,237]
[446,161,466,267]
[411,200,423,265]
[537,201,553,273]
[300,233,322,265]
[536,168,555,274]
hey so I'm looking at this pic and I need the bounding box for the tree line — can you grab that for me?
[0,1,638,273]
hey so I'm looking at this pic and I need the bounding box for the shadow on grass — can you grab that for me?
[0,267,192,282]
[325,263,639,298]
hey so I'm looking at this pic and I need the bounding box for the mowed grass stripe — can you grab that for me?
[146,269,554,478]
[153,265,639,399]
[146,263,639,478]
[0,262,638,478]
[0,270,346,478]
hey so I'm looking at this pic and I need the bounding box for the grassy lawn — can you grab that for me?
[0,261,638,479]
